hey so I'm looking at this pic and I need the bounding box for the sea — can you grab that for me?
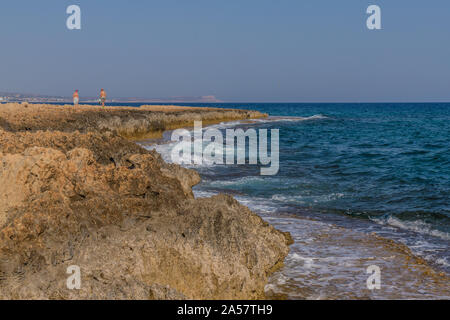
[116,102,449,299]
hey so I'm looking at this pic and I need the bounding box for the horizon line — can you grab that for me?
[2,100,450,104]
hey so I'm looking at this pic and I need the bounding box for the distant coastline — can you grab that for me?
[0,92,223,104]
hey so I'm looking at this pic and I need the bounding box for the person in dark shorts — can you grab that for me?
[73,90,79,106]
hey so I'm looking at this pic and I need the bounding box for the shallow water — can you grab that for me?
[140,102,450,299]
[263,215,449,300]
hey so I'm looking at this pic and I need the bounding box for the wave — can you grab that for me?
[207,176,267,187]
[271,193,345,204]
[370,216,450,241]
[146,140,256,168]
[434,257,450,268]
[207,120,247,130]
[252,114,331,123]
[193,189,286,214]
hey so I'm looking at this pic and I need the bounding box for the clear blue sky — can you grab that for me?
[0,0,449,102]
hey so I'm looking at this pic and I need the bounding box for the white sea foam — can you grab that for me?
[232,195,281,214]
[144,123,263,168]
[435,257,450,268]
[371,216,450,241]
[193,190,220,199]
[145,143,175,162]
[271,192,345,204]
[288,254,320,269]
[207,120,247,129]
[207,176,267,187]
[251,114,330,123]
[193,188,284,214]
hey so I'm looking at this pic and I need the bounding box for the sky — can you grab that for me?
[0,0,449,102]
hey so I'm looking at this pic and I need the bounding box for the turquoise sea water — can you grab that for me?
[208,103,450,230]
[141,102,450,274]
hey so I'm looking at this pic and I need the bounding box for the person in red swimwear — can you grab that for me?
[100,88,106,108]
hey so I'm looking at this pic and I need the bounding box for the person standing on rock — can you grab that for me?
[100,88,107,108]
[73,90,79,106]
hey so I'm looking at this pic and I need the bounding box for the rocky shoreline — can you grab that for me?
[0,103,291,299]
